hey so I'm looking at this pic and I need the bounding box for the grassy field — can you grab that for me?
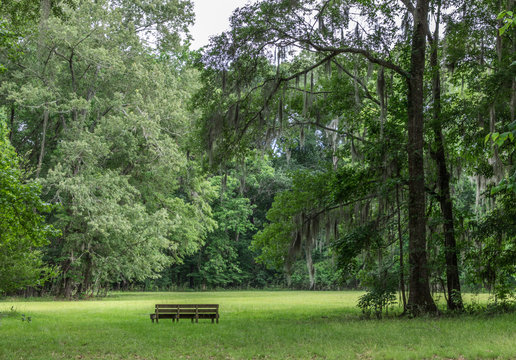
[0,291,515,359]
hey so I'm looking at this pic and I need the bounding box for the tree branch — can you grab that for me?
[293,120,373,145]
[332,59,381,105]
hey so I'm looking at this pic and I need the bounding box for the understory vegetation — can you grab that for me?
[0,0,515,320]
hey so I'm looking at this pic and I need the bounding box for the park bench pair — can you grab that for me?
[150,304,219,323]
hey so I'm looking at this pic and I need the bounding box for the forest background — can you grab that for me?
[0,0,515,316]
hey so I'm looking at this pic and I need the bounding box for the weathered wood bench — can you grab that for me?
[150,304,219,323]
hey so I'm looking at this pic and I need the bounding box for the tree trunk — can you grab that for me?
[189,264,195,288]
[406,0,438,314]
[63,276,73,299]
[35,109,48,178]
[396,182,407,312]
[429,13,463,311]
[81,252,93,296]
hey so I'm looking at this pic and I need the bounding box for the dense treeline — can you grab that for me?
[0,0,515,316]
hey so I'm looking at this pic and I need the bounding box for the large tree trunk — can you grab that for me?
[396,181,407,312]
[406,0,438,314]
[78,252,93,296]
[429,12,463,311]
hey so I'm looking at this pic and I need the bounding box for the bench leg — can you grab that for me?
[191,318,193,323]
[211,318,214,323]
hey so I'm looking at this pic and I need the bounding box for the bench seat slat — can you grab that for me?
[157,309,217,315]
[155,304,218,308]
[151,303,220,324]
[152,314,216,318]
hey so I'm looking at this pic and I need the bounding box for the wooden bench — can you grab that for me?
[150,304,219,323]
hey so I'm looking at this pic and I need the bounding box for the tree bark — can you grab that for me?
[406,0,438,314]
[429,10,463,311]
[396,181,407,312]
[35,109,48,178]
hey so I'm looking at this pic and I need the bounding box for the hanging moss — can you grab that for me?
[377,66,386,138]
[308,71,314,108]
[325,213,332,243]
[366,62,373,82]
[353,61,361,106]
[325,59,332,78]
[303,72,307,116]
[278,97,283,129]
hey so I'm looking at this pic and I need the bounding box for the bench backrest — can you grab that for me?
[155,304,219,314]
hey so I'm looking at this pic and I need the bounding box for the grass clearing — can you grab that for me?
[0,291,515,359]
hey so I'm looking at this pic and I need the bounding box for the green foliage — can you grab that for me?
[252,168,332,269]
[288,250,341,290]
[498,10,515,35]
[0,0,39,71]
[1,0,515,310]
[0,110,57,294]
[466,193,516,304]
[195,175,255,287]
[332,223,380,275]
[488,120,516,195]
[0,0,216,296]
[151,153,285,290]
[357,287,397,319]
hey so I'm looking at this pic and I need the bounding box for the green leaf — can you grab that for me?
[497,10,507,19]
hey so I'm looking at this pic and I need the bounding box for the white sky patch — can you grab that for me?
[190,0,251,49]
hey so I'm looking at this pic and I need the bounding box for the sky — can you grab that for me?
[190,0,250,49]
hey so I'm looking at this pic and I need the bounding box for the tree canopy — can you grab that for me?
[0,0,514,315]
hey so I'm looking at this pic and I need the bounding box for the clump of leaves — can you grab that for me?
[463,298,516,316]
[357,271,398,319]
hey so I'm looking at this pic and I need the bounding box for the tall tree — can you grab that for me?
[405,0,437,313]
[201,0,438,314]
[428,1,463,310]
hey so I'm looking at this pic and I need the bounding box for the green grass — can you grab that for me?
[0,291,515,359]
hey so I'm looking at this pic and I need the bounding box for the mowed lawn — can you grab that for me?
[0,291,515,359]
